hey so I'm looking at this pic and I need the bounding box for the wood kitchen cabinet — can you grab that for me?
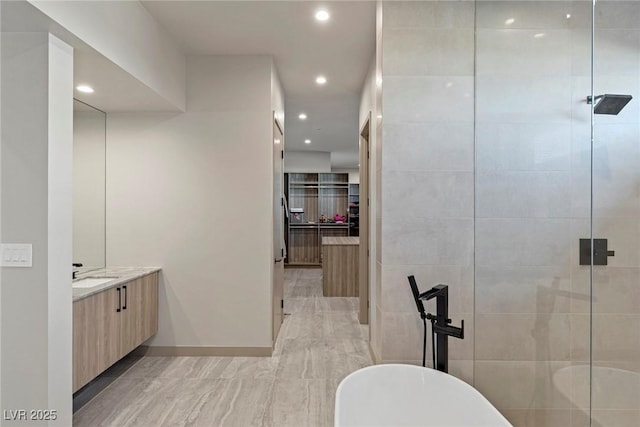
[73,272,158,392]
[286,173,354,266]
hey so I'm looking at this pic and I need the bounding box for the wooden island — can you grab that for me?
[322,236,359,297]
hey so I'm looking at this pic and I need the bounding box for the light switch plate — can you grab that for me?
[1,244,32,267]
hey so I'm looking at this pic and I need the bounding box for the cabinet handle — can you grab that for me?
[123,285,127,310]
[116,287,121,312]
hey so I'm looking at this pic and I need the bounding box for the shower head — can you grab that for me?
[587,94,632,115]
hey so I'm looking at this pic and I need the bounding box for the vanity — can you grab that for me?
[72,267,160,393]
[71,101,161,393]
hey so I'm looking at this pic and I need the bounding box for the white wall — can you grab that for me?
[1,32,73,426]
[284,150,331,173]
[271,62,284,128]
[29,0,186,111]
[106,55,275,349]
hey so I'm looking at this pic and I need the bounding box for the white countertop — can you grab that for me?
[72,266,161,301]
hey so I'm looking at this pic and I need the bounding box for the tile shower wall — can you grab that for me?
[379,1,475,382]
[474,2,592,426]
[379,2,640,425]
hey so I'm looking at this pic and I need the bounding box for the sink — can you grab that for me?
[72,277,117,288]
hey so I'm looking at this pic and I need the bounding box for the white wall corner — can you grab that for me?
[47,33,73,426]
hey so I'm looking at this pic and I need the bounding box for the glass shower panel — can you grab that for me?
[473,2,592,426]
[591,1,640,426]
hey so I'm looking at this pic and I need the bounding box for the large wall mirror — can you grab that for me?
[73,99,106,270]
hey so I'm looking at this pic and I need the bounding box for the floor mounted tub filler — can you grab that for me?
[335,364,512,427]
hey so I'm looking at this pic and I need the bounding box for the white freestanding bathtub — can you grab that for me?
[335,364,512,427]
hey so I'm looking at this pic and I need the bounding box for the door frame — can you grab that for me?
[359,113,371,325]
[272,113,285,346]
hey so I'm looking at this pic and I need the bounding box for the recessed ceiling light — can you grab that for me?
[274,139,281,145]
[76,85,94,94]
[315,9,330,22]
[566,13,571,19]
[315,76,327,85]
[534,33,545,38]
[505,18,515,25]
[298,113,307,120]
[304,139,311,144]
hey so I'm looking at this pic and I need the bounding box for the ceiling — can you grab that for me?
[140,0,376,169]
[3,0,376,169]
[1,0,180,112]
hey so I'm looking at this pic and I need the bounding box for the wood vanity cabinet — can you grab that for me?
[73,272,158,392]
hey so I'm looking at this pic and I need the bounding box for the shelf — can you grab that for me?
[287,172,354,264]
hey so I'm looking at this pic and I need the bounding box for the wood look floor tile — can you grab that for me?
[276,338,371,380]
[262,378,338,427]
[317,297,359,313]
[284,296,318,314]
[184,379,274,427]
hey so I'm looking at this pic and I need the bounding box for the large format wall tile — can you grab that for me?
[571,314,640,363]
[382,264,473,314]
[476,123,571,172]
[382,1,474,29]
[500,409,572,427]
[476,76,572,123]
[383,171,473,219]
[384,28,474,76]
[476,219,572,267]
[474,361,573,410]
[572,267,640,315]
[382,218,474,266]
[380,311,473,362]
[383,76,474,124]
[475,1,580,30]
[476,29,572,77]
[475,265,571,314]
[383,123,474,172]
[475,314,571,361]
[476,171,571,218]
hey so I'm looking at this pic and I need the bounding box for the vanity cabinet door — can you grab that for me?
[119,279,141,358]
[139,272,159,342]
[73,272,159,392]
[73,287,121,392]
[119,273,158,357]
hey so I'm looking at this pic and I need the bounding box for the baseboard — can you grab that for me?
[133,346,273,357]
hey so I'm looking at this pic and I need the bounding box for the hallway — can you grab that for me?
[73,268,372,427]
